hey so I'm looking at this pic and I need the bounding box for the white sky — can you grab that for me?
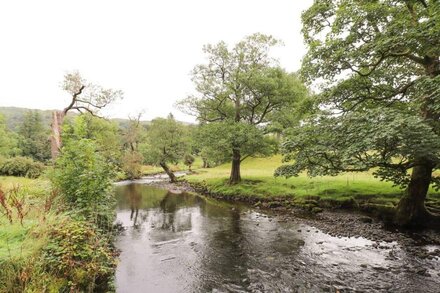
[0,0,313,122]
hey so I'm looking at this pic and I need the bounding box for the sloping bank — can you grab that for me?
[183,175,440,226]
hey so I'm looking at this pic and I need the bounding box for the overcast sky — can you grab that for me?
[0,0,313,122]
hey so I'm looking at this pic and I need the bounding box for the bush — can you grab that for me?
[0,156,45,178]
[51,139,115,225]
[41,219,116,292]
[121,151,143,180]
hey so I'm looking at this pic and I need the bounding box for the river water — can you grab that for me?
[114,183,440,293]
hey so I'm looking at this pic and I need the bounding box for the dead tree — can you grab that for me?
[51,71,123,159]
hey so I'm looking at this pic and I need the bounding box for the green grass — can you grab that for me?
[0,177,51,261]
[185,156,440,207]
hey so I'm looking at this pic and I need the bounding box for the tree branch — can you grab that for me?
[63,85,85,114]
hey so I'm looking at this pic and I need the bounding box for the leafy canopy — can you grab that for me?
[179,33,308,167]
[277,0,440,188]
[141,115,187,166]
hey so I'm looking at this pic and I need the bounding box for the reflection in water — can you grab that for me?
[114,184,440,293]
[127,184,141,226]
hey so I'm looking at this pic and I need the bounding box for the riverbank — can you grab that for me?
[181,156,440,224]
[148,179,440,246]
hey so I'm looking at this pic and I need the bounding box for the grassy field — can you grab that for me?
[0,177,52,260]
[185,156,440,208]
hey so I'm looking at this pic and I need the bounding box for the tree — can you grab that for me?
[0,114,19,157]
[51,118,115,225]
[183,154,195,171]
[121,113,145,179]
[18,110,51,162]
[63,114,122,163]
[142,114,187,182]
[277,0,440,226]
[51,71,123,159]
[179,33,307,184]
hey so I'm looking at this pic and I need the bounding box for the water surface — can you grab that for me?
[114,183,440,292]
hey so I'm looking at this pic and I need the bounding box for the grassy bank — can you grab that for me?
[0,176,116,292]
[185,156,440,215]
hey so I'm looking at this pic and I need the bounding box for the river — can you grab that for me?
[114,182,440,293]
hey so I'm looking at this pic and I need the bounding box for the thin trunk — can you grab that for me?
[50,110,65,160]
[160,162,177,183]
[395,161,433,227]
[229,148,241,184]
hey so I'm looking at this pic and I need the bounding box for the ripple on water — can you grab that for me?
[114,184,440,293]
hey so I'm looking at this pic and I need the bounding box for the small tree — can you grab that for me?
[142,114,186,182]
[51,71,123,159]
[121,113,145,179]
[51,118,115,224]
[183,154,195,172]
[179,33,307,184]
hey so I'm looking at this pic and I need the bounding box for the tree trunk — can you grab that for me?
[160,162,177,183]
[395,161,434,227]
[229,149,241,184]
[50,110,65,160]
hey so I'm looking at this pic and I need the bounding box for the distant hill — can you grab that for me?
[0,106,191,131]
[0,107,61,130]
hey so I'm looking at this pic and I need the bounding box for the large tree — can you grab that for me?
[277,0,440,226]
[51,71,123,159]
[179,33,307,184]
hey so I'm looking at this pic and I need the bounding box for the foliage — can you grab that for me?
[279,1,440,206]
[277,108,440,189]
[142,115,187,166]
[51,137,115,224]
[62,114,122,164]
[183,154,195,171]
[121,150,144,179]
[41,219,116,292]
[120,113,145,179]
[0,156,45,178]
[179,33,308,183]
[0,114,20,157]
[197,121,278,163]
[17,110,51,162]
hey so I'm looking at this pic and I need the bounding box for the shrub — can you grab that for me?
[184,154,195,171]
[0,156,45,178]
[41,219,117,292]
[51,139,115,225]
[121,151,143,180]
